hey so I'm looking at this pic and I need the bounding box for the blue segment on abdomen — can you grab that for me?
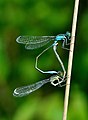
[55,35,64,41]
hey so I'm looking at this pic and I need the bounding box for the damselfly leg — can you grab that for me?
[62,32,71,50]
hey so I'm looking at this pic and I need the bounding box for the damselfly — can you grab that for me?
[16,32,70,80]
[13,72,66,97]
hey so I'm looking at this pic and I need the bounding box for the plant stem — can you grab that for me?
[62,0,79,120]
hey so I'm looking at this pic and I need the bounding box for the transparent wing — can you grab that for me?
[13,78,50,97]
[16,36,55,49]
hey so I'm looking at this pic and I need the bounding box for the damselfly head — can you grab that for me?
[66,32,71,39]
[57,71,63,77]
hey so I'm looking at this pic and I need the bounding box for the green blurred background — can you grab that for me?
[0,0,88,120]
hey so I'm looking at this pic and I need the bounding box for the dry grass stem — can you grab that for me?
[62,0,79,120]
